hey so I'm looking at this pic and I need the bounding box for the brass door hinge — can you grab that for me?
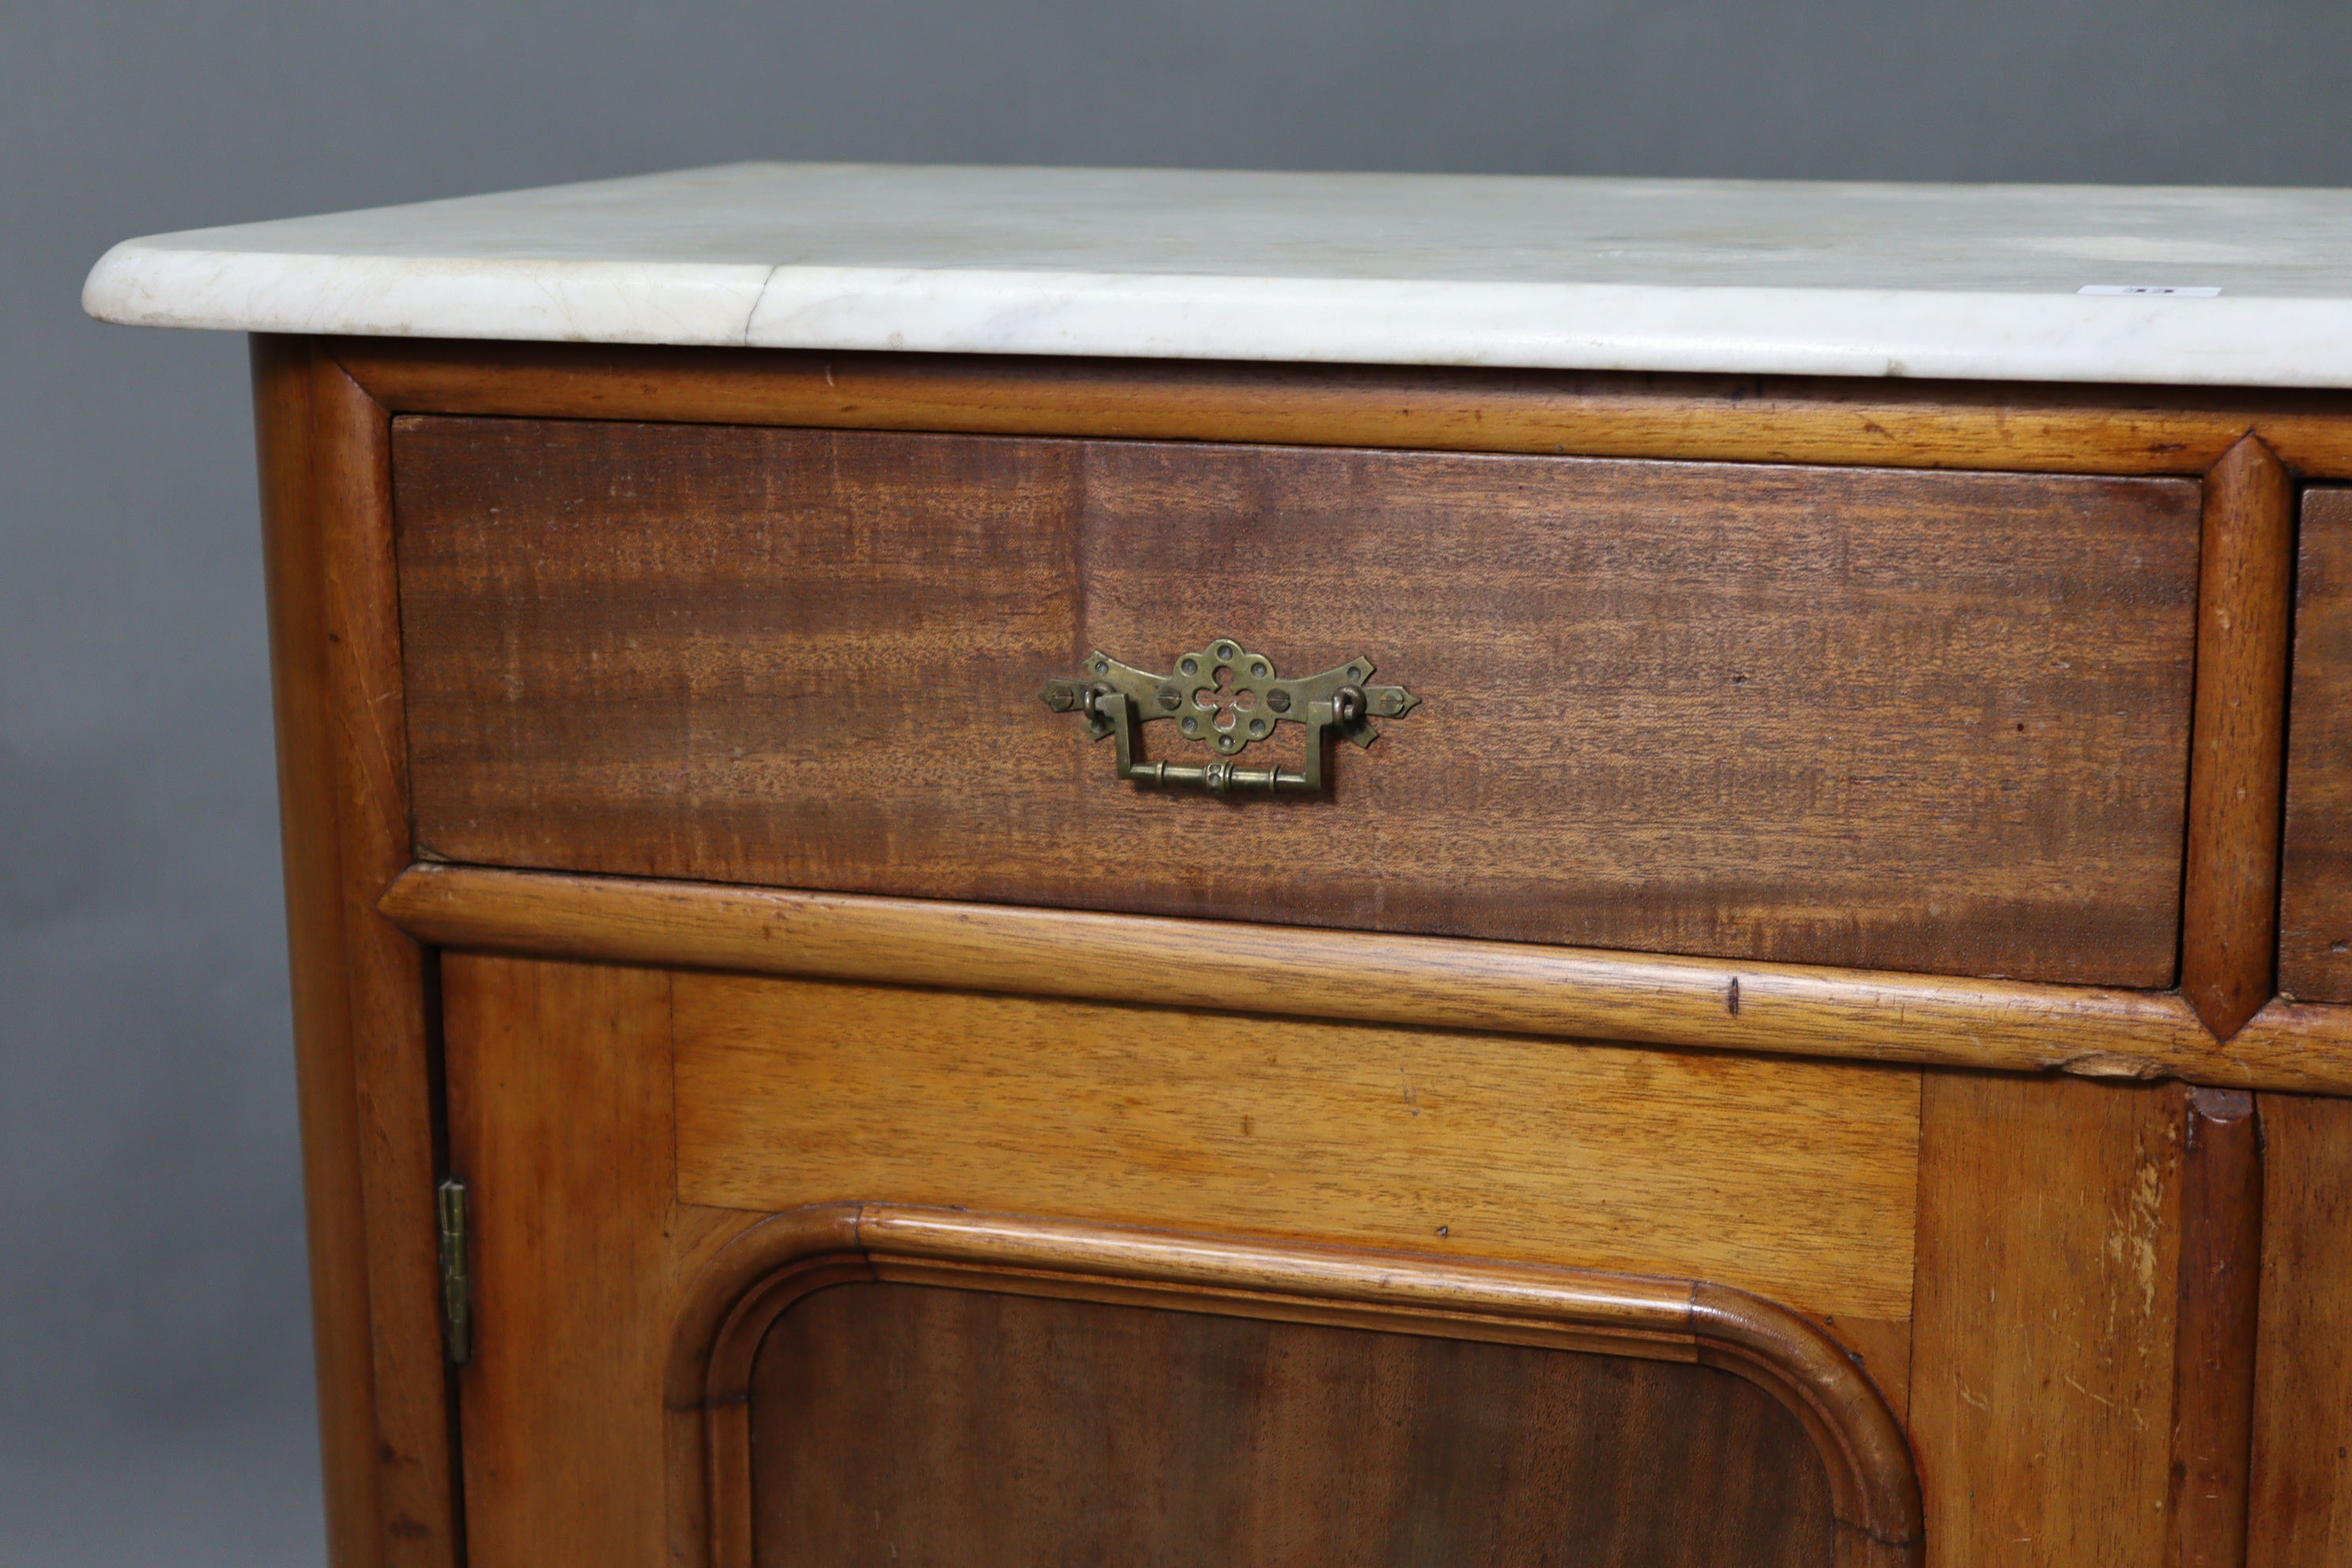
[437,1177,473,1365]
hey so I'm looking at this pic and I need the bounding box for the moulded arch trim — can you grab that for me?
[663,1203,1921,1568]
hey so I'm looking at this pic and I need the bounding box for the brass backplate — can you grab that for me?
[1040,638,1419,793]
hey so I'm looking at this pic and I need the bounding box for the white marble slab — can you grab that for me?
[83,162,2352,386]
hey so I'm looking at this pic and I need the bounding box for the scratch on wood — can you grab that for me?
[2055,1050,2167,1080]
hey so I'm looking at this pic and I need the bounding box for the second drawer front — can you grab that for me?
[396,418,2199,985]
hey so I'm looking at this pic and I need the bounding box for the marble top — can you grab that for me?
[82,161,2352,386]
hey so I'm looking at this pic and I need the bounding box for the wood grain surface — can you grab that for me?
[748,1281,1834,1568]
[670,971,1920,1321]
[2247,1093,2352,1566]
[247,336,2352,1568]
[1910,1073,2188,1567]
[2280,488,2352,1004]
[2166,1089,2261,1568]
[312,349,456,1568]
[251,337,388,1568]
[684,1204,1919,1568]
[2180,437,2296,1038]
[430,953,1920,1568]
[441,955,760,1568]
[395,418,2200,986]
[443,956,674,1568]
[251,338,456,1568]
[332,337,2352,480]
[381,863,2352,1094]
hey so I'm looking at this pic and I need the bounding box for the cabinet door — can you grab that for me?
[440,953,1922,1568]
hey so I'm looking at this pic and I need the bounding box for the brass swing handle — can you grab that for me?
[1039,639,1419,794]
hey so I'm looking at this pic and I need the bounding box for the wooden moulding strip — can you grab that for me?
[328,337,2352,479]
[311,351,457,1568]
[674,1204,1921,1568]
[858,1259,1695,1362]
[2181,435,2297,1040]
[2168,1088,2262,1568]
[856,1208,1696,1340]
[378,862,2352,1094]
[254,337,458,1568]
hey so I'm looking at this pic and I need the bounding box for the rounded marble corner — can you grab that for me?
[81,238,171,326]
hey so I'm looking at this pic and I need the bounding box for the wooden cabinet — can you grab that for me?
[251,337,2352,1568]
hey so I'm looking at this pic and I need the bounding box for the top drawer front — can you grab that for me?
[2282,488,2352,1002]
[395,417,2198,986]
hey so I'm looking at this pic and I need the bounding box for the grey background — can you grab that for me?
[6,2,2350,1560]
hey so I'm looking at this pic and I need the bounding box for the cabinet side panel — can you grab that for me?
[2247,1093,2352,1564]
[1910,1073,2186,1567]
[252,335,385,1568]
[2279,489,2352,1003]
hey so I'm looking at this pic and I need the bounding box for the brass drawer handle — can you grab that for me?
[1040,639,1419,794]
